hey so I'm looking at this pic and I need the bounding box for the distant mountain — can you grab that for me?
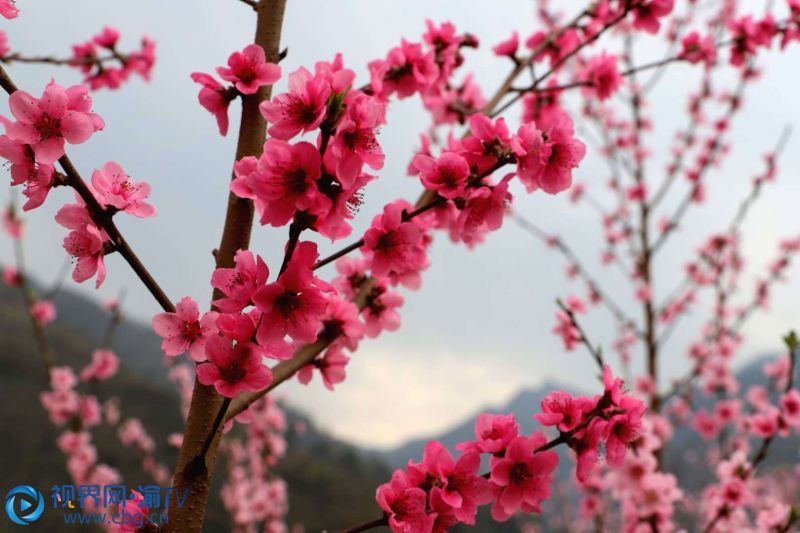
[377,381,584,470]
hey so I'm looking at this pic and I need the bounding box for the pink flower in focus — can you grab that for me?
[535,391,589,432]
[253,242,328,343]
[63,224,108,288]
[457,413,519,455]
[90,161,156,217]
[420,441,492,525]
[216,44,281,95]
[462,114,513,172]
[196,334,272,398]
[317,296,364,350]
[376,470,436,533]
[489,433,559,520]
[152,296,218,361]
[30,299,56,326]
[260,67,331,140]
[297,346,350,391]
[190,72,234,136]
[327,92,385,187]
[412,152,470,200]
[362,200,427,281]
[514,114,586,194]
[0,133,57,210]
[368,40,439,100]
[244,139,322,227]
[211,249,269,313]
[602,364,625,405]
[456,176,512,245]
[4,81,98,164]
[603,396,647,466]
[361,281,404,338]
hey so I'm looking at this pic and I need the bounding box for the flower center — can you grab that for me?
[274,290,302,318]
[35,114,61,140]
[181,320,202,342]
[219,365,246,384]
[510,463,532,485]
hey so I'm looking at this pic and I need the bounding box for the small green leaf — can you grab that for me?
[784,330,799,352]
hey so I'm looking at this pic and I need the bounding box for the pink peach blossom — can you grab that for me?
[489,433,559,520]
[30,299,56,326]
[412,152,470,200]
[80,349,120,381]
[4,81,99,164]
[259,66,331,140]
[152,296,218,361]
[253,242,328,343]
[196,335,272,398]
[90,161,156,217]
[0,0,18,19]
[211,249,269,313]
[216,44,281,95]
[190,72,233,136]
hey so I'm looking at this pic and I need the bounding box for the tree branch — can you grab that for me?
[166,1,288,530]
[0,65,175,314]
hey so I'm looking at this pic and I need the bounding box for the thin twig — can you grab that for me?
[236,0,258,10]
[512,212,642,338]
[0,65,175,313]
[557,299,605,370]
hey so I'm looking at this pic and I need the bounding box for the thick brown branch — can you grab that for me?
[166,1,288,531]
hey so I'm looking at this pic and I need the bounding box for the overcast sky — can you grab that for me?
[2,0,799,448]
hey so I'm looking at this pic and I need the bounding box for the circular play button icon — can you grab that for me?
[5,486,45,526]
